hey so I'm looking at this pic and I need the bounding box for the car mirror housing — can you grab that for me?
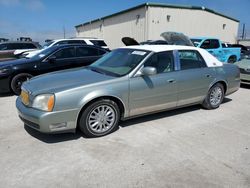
[141,66,157,76]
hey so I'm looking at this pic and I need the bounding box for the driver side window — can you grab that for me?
[144,51,174,74]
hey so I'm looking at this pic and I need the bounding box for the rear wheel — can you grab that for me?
[79,99,120,137]
[10,73,32,95]
[202,83,225,109]
[227,56,236,64]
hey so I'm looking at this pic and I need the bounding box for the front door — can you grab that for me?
[129,51,178,116]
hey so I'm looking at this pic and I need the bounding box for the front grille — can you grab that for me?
[240,68,250,75]
[19,116,40,129]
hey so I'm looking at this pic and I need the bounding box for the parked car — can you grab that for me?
[190,37,241,63]
[24,38,109,58]
[234,55,250,84]
[231,44,250,56]
[16,45,240,137]
[0,41,40,61]
[122,32,194,47]
[0,44,108,95]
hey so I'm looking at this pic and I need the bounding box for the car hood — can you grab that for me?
[160,32,194,46]
[22,67,115,95]
[234,58,250,69]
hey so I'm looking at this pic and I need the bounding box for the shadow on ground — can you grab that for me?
[0,92,13,97]
[24,97,233,143]
[24,125,82,144]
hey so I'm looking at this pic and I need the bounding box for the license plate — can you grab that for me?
[21,90,29,105]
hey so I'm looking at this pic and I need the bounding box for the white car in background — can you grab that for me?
[23,38,109,58]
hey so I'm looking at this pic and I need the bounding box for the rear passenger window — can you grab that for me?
[144,51,174,74]
[68,40,86,44]
[76,47,99,57]
[179,50,207,70]
[200,39,220,49]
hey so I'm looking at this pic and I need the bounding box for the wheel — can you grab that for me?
[10,73,32,95]
[227,56,236,64]
[202,83,225,109]
[79,99,120,137]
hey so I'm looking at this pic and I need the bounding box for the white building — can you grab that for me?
[75,2,239,49]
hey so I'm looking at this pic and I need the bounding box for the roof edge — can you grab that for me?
[75,2,239,28]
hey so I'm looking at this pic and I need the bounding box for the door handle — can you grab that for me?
[167,79,176,83]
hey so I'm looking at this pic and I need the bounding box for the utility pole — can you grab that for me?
[63,25,66,39]
[242,23,245,40]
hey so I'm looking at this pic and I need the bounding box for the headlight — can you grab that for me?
[32,94,55,112]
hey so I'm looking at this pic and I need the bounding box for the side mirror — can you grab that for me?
[48,55,56,63]
[141,66,157,76]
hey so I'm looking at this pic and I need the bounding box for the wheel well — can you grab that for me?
[9,72,33,90]
[76,96,125,128]
[215,81,227,94]
[228,55,236,61]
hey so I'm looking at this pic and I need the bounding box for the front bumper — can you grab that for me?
[240,73,250,84]
[16,97,79,133]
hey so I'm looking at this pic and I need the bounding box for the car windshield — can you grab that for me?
[191,39,202,47]
[42,41,54,49]
[89,48,150,77]
[32,46,57,59]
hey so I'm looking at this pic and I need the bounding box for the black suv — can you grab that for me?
[0,44,108,95]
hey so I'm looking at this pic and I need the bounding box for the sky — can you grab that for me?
[0,0,249,44]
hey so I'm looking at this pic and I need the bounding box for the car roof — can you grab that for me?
[120,44,223,67]
[52,44,108,50]
[190,37,219,40]
[51,38,104,43]
[120,45,199,52]
[0,41,37,44]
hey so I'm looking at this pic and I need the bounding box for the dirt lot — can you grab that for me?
[0,86,250,188]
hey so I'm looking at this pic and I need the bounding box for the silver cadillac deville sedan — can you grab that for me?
[16,45,240,137]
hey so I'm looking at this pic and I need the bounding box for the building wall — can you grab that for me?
[76,7,146,49]
[147,6,239,43]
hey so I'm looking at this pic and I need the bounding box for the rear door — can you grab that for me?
[129,51,178,116]
[176,50,215,106]
[75,46,105,67]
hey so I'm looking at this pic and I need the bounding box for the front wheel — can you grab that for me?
[227,56,236,64]
[79,99,120,137]
[202,83,225,110]
[10,73,32,95]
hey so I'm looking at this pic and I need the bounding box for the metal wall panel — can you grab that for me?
[147,7,239,43]
[76,7,146,49]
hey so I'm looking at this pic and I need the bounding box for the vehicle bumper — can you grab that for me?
[0,74,11,93]
[16,97,79,133]
[240,73,250,84]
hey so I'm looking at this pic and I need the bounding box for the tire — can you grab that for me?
[10,73,32,95]
[79,99,120,137]
[227,56,236,64]
[202,83,225,110]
